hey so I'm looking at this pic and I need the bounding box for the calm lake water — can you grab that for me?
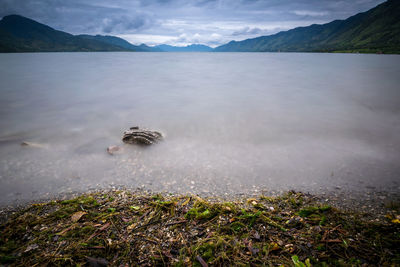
[0,52,399,204]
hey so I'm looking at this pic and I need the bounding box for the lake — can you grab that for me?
[0,52,399,205]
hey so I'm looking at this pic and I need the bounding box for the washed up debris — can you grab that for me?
[122,126,163,145]
[106,145,122,155]
[196,255,209,267]
[71,211,87,222]
[24,244,39,253]
[0,191,398,266]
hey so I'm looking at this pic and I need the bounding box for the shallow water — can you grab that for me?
[0,52,399,204]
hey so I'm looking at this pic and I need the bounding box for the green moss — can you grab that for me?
[52,206,78,219]
[185,201,219,220]
[196,242,215,261]
[58,196,99,214]
[153,200,176,215]
[198,209,211,219]
[239,210,261,227]
[230,221,246,233]
[222,202,237,213]
[152,194,163,201]
[292,255,311,267]
[108,208,116,213]
[299,206,331,217]
[259,196,277,202]
[65,225,95,238]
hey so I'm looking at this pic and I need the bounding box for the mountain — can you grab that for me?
[138,43,163,52]
[75,35,164,52]
[215,0,400,53]
[0,15,131,52]
[78,34,143,51]
[0,14,209,53]
[155,44,213,52]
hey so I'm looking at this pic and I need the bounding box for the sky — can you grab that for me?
[0,0,386,47]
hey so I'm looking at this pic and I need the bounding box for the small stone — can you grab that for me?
[24,244,39,252]
[107,146,122,155]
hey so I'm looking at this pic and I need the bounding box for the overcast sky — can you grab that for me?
[0,0,385,47]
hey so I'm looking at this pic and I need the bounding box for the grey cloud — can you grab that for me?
[232,27,262,36]
[0,0,155,34]
[291,10,328,17]
[173,32,223,46]
[138,0,176,7]
[102,15,153,33]
[138,0,218,7]
[193,0,218,7]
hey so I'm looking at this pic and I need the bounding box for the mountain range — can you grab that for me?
[77,34,155,52]
[0,15,128,52]
[215,0,400,53]
[0,0,399,53]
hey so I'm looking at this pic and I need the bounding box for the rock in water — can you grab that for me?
[20,141,47,148]
[107,145,122,155]
[122,126,163,145]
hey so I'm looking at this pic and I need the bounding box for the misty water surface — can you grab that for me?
[0,52,399,204]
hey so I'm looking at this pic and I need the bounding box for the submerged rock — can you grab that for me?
[20,141,46,148]
[122,126,163,145]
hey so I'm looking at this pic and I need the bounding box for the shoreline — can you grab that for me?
[1,186,399,221]
[1,190,399,265]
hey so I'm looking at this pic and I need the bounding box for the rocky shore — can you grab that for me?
[0,190,399,266]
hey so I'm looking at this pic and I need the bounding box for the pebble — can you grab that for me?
[24,244,39,252]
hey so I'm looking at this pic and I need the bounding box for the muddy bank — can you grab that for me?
[1,190,399,266]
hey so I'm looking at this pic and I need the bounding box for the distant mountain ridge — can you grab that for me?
[0,0,399,53]
[77,35,164,52]
[0,15,213,52]
[0,15,129,52]
[215,0,400,53]
[78,34,144,51]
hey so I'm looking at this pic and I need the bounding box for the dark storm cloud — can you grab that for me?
[0,0,386,46]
